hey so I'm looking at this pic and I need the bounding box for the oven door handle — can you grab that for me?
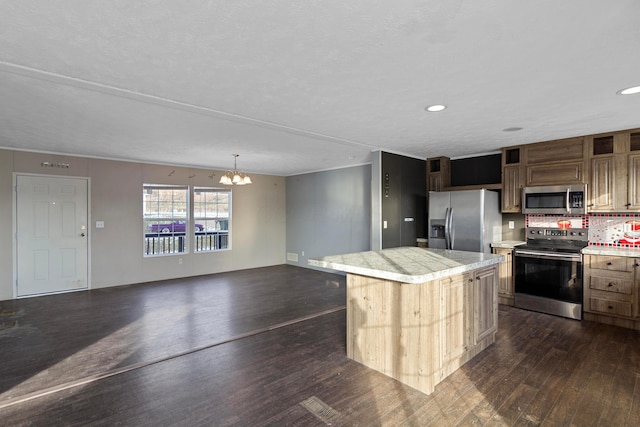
[515,250,582,261]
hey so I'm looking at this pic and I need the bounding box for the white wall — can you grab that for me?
[0,149,286,301]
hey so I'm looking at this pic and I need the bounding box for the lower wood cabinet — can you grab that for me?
[440,268,498,368]
[474,267,498,342]
[583,254,640,330]
[493,247,515,306]
[440,272,468,367]
[346,265,498,395]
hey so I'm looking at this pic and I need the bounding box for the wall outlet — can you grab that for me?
[301,251,305,256]
[508,221,515,229]
[383,220,388,229]
[95,221,105,228]
[178,258,183,265]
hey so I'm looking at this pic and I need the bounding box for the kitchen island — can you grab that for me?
[309,247,503,395]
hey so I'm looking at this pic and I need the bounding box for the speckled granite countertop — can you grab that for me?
[308,247,503,284]
[491,240,527,249]
[582,246,640,258]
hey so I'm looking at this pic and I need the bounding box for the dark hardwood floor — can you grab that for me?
[1,264,639,426]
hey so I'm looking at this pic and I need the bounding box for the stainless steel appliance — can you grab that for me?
[522,184,586,215]
[514,227,588,320]
[428,189,502,253]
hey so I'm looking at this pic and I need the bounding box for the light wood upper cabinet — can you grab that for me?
[468,126,640,214]
[627,151,640,210]
[587,130,640,212]
[526,161,584,186]
[589,156,616,211]
[523,137,586,187]
[501,147,522,213]
[427,156,450,192]
[501,137,588,212]
[498,128,640,213]
[502,165,522,211]
[525,137,584,164]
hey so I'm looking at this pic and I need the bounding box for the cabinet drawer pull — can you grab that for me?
[608,282,615,287]
[626,203,632,207]
[608,305,614,310]
[607,262,613,266]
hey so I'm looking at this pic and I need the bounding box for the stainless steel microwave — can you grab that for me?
[522,184,587,215]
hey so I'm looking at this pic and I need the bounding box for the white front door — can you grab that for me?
[16,175,89,297]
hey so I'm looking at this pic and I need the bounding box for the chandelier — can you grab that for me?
[219,154,252,185]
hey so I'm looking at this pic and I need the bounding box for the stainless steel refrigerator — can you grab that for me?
[428,189,502,253]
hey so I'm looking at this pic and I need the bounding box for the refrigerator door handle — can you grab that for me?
[449,208,455,250]
[444,208,451,249]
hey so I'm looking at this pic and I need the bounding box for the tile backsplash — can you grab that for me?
[525,213,640,248]
[526,215,586,229]
[588,214,640,248]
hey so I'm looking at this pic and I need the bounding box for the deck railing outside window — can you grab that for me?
[144,231,229,255]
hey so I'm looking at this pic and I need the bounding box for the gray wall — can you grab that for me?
[286,165,371,269]
[0,149,286,301]
[501,213,526,241]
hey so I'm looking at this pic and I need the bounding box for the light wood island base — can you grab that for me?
[309,247,502,395]
[346,265,498,395]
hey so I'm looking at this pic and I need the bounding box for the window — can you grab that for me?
[193,187,231,252]
[143,185,189,256]
[142,184,231,256]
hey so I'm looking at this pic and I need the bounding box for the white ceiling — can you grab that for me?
[1,1,639,176]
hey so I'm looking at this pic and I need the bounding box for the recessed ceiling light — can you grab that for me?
[617,85,640,95]
[425,104,446,112]
[503,127,523,132]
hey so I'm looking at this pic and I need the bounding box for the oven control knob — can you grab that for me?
[538,230,543,234]
[530,230,536,234]
[570,232,576,236]
[579,232,585,236]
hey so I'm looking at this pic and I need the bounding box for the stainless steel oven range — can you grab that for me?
[514,227,589,320]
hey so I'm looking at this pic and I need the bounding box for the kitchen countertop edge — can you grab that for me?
[582,246,640,258]
[308,247,503,284]
[491,240,527,249]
